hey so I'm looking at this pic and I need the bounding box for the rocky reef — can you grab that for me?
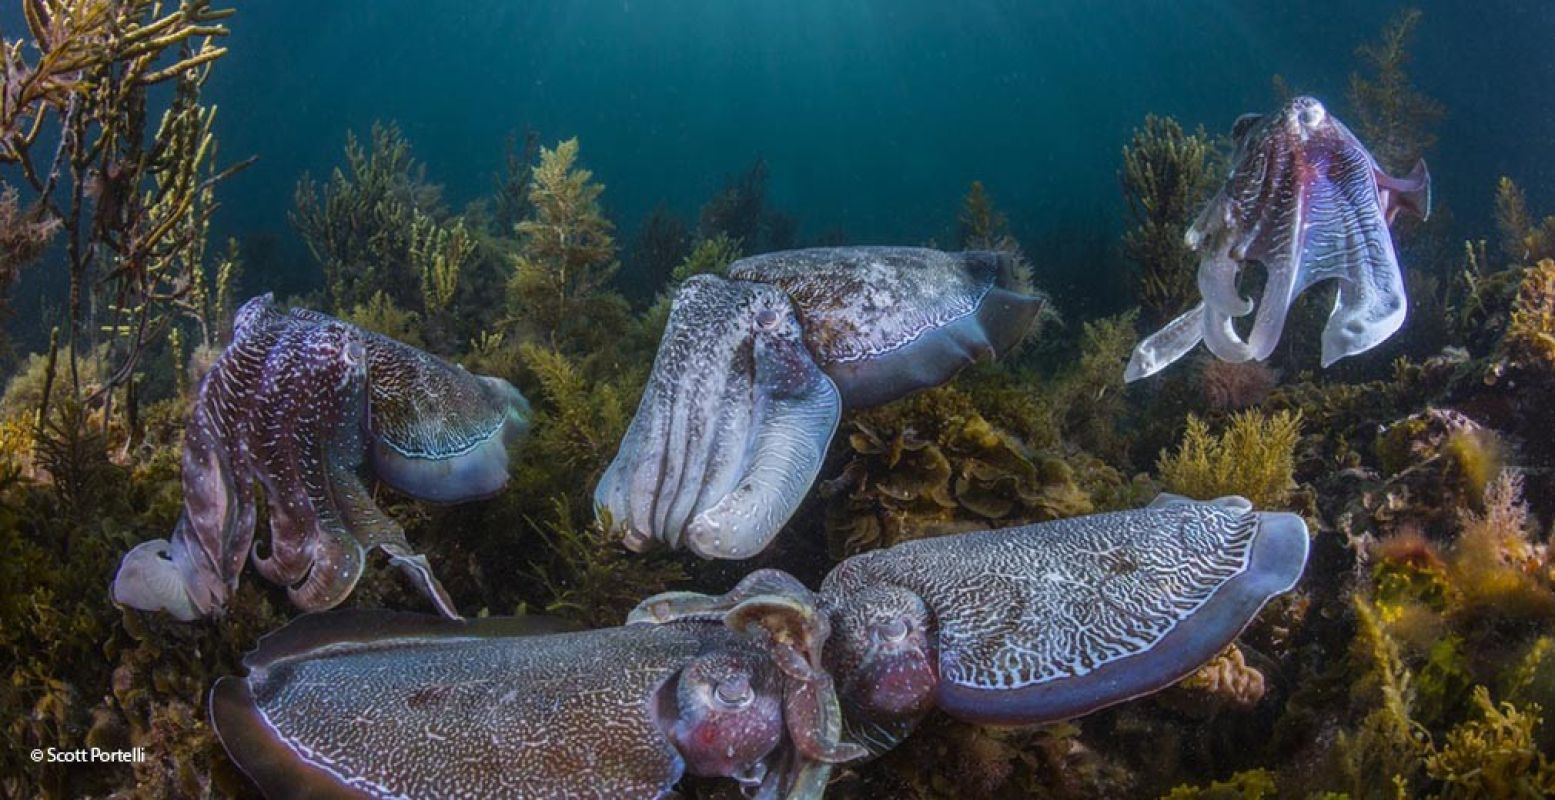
[3,4,1555,800]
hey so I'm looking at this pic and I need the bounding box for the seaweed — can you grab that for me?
[823,391,1092,558]
[1493,178,1555,265]
[340,290,426,349]
[1345,8,1443,175]
[1197,360,1279,413]
[1169,644,1268,712]
[1500,259,1555,374]
[293,122,446,314]
[1049,310,1138,463]
[1336,597,1428,799]
[488,128,539,237]
[1156,410,1303,509]
[1,0,245,413]
[1423,687,1555,799]
[528,497,687,629]
[625,203,693,301]
[698,156,794,251]
[1445,471,1555,628]
[958,180,1008,250]
[1161,769,1276,800]
[1119,116,1222,325]
[506,138,633,361]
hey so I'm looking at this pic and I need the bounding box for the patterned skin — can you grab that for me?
[595,275,842,560]
[821,495,1308,727]
[1125,96,1431,381]
[636,495,1309,763]
[111,295,531,621]
[732,247,1044,408]
[211,612,787,799]
[211,497,1309,799]
[596,247,1045,560]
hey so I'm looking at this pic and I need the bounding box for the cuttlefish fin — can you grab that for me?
[1375,159,1431,225]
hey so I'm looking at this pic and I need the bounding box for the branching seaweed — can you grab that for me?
[1157,410,1303,508]
[1120,116,1221,324]
[1346,8,1444,174]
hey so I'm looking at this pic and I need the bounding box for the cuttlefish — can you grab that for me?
[1125,96,1432,381]
[595,247,1046,560]
[111,295,530,621]
[210,494,1309,799]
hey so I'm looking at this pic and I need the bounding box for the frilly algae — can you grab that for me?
[7,5,1555,799]
[822,391,1093,558]
[1156,410,1303,510]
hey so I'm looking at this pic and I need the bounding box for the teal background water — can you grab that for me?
[8,1,1555,324]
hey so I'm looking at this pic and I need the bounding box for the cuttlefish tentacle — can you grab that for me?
[685,305,842,559]
[595,276,842,560]
[1125,96,1430,381]
[632,572,869,788]
[255,320,372,612]
[630,568,817,626]
[110,391,255,621]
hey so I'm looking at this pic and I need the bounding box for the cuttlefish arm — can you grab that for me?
[252,319,457,617]
[110,385,256,620]
[819,494,1309,726]
[109,296,283,620]
[1123,303,1207,382]
[595,275,841,560]
[632,571,870,799]
[732,247,1046,409]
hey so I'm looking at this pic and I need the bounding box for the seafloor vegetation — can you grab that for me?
[2,4,1554,799]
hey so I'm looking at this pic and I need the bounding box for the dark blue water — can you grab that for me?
[7,1,1555,325]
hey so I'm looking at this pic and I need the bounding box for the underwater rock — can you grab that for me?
[111,295,531,621]
[1341,407,1501,542]
[1125,96,1432,381]
[596,246,1046,560]
[211,496,1307,799]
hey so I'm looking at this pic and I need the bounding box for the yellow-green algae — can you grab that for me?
[6,5,1555,800]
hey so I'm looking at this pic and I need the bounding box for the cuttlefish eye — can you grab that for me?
[872,617,909,645]
[754,308,780,330]
[1295,97,1326,128]
[666,648,784,780]
[714,674,755,709]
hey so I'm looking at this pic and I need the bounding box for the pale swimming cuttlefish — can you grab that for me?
[1125,96,1432,382]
